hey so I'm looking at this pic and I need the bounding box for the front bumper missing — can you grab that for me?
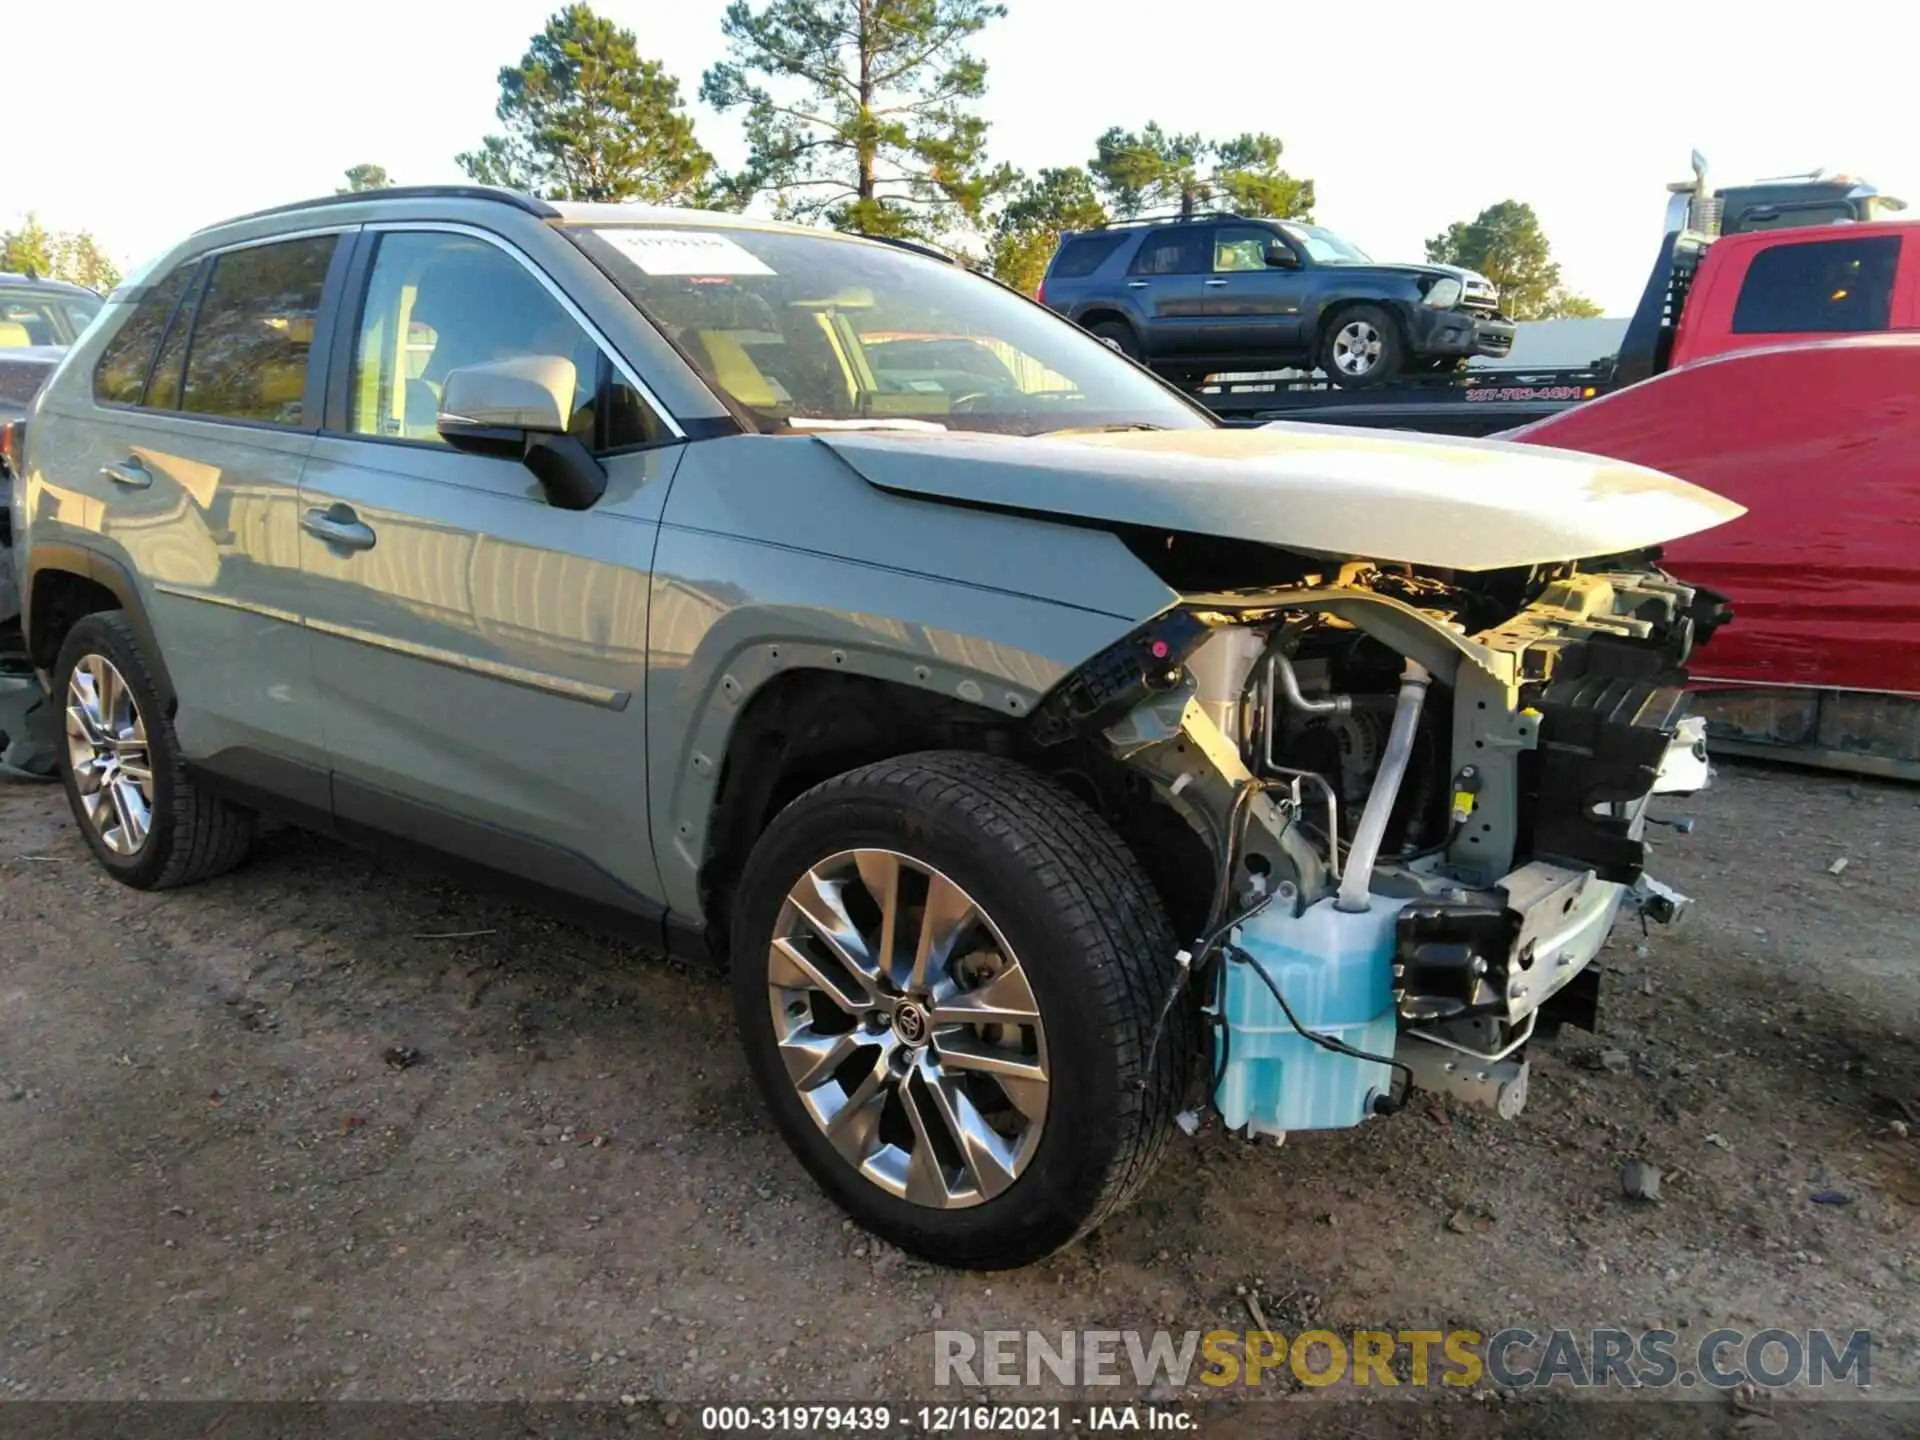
[1389,717,1706,1117]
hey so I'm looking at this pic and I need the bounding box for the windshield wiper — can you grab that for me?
[1044,422,1168,435]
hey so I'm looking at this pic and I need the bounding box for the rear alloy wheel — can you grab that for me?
[53,612,253,889]
[1088,320,1141,359]
[1321,304,1404,388]
[66,653,154,856]
[732,750,1189,1269]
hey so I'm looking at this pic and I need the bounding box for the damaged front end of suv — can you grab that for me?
[827,423,1741,1143]
[1036,550,1727,1135]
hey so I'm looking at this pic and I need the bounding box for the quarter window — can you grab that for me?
[1051,233,1126,278]
[1128,228,1209,276]
[1730,234,1900,335]
[93,263,196,406]
[349,231,659,451]
[180,235,337,425]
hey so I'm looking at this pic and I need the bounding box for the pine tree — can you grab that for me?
[702,0,1015,237]
[458,4,717,204]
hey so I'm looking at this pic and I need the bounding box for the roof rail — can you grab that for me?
[1092,208,1260,231]
[195,185,562,234]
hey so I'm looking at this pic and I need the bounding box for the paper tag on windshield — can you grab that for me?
[598,229,774,277]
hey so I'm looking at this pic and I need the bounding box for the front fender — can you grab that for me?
[646,556,1139,917]
[647,434,1177,919]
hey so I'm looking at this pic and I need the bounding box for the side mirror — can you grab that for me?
[1264,244,1301,270]
[437,355,606,511]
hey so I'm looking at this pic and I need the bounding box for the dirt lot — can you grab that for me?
[1,758,1916,1424]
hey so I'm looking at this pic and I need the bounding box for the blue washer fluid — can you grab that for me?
[1212,896,1402,1137]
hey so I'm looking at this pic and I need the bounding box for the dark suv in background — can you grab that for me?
[1038,215,1514,388]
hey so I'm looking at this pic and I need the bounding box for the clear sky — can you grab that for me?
[12,0,1917,312]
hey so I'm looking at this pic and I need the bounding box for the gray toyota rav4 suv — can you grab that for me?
[7,186,1738,1267]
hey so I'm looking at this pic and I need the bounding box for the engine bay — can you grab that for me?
[1041,550,1731,1138]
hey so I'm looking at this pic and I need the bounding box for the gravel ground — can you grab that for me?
[1,759,1915,1429]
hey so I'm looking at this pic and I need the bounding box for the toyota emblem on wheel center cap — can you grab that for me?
[892,1001,929,1047]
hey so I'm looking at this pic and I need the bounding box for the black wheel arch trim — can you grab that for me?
[25,542,176,709]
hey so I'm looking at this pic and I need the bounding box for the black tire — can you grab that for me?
[53,612,253,889]
[1319,303,1405,388]
[730,750,1190,1269]
[1088,320,1141,360]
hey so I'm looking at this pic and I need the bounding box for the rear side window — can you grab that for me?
[1128,228,1209,276]
[1050,233,1126,278]
[93,264,195,406]
[1730,234,1900,335]
[181,235,337,425]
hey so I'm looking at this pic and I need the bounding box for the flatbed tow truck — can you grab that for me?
[1198,155,1907,435]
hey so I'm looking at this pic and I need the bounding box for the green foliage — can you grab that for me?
[1,214,120,292]
[702,0,1015,238]
[987,166,1108,295]
[1425,200,1599,320]
[458,3,717,204]
[338,163,393,194]
[1089,123,1314,220]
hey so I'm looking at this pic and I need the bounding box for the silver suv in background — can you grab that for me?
[6,186,1735,1268]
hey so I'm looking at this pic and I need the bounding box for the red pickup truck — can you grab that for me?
[1516,220,1920,779]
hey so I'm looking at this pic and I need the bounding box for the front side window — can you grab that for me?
[1214,226,1277,273]
[93,264,195,406]
[180,235,336,425]
[349,231,657,451]
[571,225,1209,437]
[1730,234,1900,334]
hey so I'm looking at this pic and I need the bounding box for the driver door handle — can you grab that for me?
[1203,278,1229,287]
[1125,280,1150,289]
[101,456,152,488]
[301,503,377,552]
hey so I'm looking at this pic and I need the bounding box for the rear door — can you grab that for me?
[1201,224,1308,353]
[295,222,684,910]
[40,230,348,804]
[1123,226,1213,359]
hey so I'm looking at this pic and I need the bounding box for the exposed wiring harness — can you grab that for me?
[1139,776,1279,1091]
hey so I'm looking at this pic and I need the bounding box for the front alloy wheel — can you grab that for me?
[1330,318,1385,378]
[65,653,154,855]
[768,849,1049,1208]
[732,751,1191,1269]
[1320,303,1405,388]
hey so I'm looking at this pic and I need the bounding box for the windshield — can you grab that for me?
[0,287,101,347]
[570,225,1211,436]
[1281,225,1373,265]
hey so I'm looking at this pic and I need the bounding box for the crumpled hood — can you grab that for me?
[817,424,1744,573]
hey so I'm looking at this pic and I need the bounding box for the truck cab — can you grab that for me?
[1669,218,1920,368]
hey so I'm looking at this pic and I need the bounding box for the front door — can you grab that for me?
[295,225,684,911]
[1202,224,1309,355]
